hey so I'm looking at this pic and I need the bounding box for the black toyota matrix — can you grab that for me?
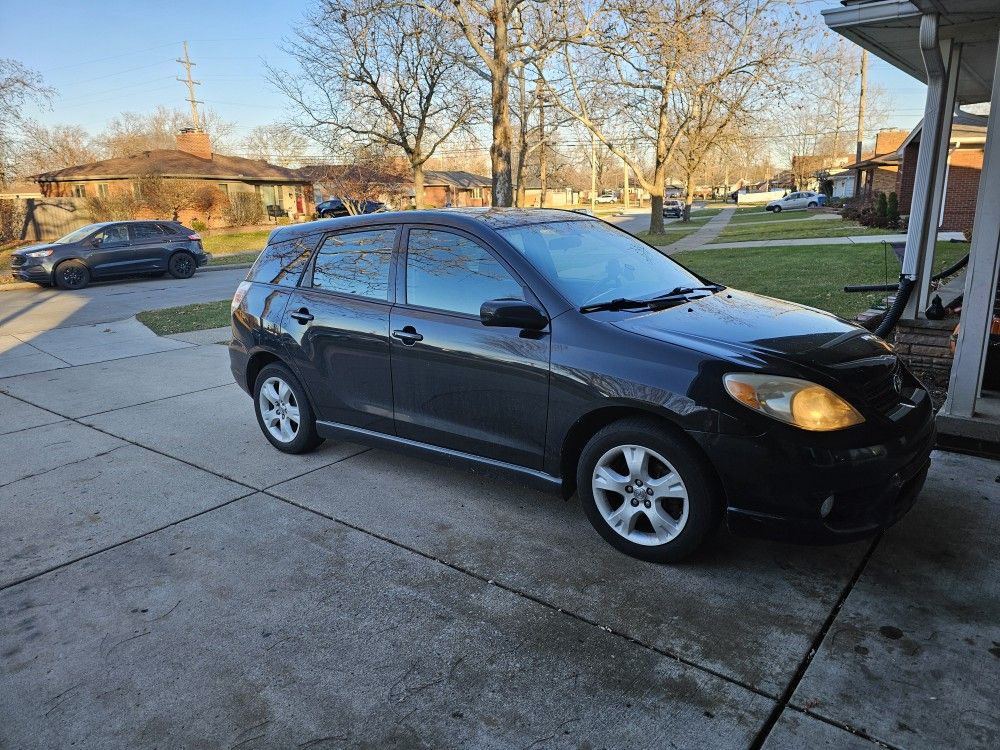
[229,209,934,562]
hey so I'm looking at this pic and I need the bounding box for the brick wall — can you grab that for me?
[942,148,982,233]
[893,318,957,377]
[895,141,919,210]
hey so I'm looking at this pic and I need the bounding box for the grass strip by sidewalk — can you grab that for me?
[137,300,231,335]
[640,225,703,246]
[676,241,967,319]
[713,220,889,244]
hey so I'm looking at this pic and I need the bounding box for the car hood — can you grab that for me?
[611,288,895,372]
[12,242,60,256]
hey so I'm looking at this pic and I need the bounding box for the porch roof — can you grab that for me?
[822,1,1000,104]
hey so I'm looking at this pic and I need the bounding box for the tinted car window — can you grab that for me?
[131,223,167,240]
[312,228,395,300]
[93,224,130,247]
[406,229,523,316]
[499,220,700,307]
[248,234,319,287]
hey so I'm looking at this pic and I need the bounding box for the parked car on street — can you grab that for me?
[765,191,826,212]
[595,193,617,204]
[663,199,684,218]
[316,198,386,218]
[229,208,934,563]
[10,221,208,290]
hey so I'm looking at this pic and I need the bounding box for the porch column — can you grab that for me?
[942,30,1000,418]
[901,14,961,319]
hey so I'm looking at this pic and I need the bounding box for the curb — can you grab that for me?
[1,262,253,292]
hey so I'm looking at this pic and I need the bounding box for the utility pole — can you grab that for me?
[623,155,629,209]
[855,49,868,164]
[590,131,597,212]
[177,41,203,131]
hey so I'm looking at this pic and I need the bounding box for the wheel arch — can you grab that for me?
[558,403,723,501]
[245,350,284,393]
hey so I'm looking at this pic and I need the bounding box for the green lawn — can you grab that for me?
[202,228,271,258]
[713,219,889,244]
[136,300,231,335]
[727,209,831,224]
[640,225,703,246]
[676,241,967,319]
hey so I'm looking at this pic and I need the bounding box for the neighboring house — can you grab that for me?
[824,168,856,198]
[519,184,582,208]
[894,112,986,233]
[297,164,410,208]
[32,129,313,225]
[836,129,908,200]
[0,182,43,200]
[423,171,492,207]
[792,153,854,191]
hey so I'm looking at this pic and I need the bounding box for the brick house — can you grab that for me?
[422,171,491,207]
[894,112,986,233]
[840,129,909,199]
[32,130,313,226]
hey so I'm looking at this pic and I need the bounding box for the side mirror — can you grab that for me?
[480,298,548,331]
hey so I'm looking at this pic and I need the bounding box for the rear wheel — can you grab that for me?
[577,418,721,563]
[772,205,782,213]
[808,201,818,208]
[253,363,324,454]
[167,251,196,279]
[54,260,90,290]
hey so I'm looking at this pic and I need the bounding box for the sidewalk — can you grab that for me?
[662,207,737,252]
[663,231,967,254]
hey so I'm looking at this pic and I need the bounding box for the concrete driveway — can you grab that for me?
[0,305,998,748]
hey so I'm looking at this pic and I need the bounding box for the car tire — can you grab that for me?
[167,251,196,279]
[577,417,722,563]
[808,201,818,208]
[253,363,324,454]
[772,205,782,213]
[54,260,90,290]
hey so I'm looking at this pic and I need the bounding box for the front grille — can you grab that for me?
[10,255,25,268]
[861,358,902,413]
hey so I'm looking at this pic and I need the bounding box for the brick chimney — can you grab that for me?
[176,128,212,160]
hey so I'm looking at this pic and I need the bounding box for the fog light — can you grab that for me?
[821,495,835,518]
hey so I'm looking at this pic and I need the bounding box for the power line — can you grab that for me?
[176,42,203,130]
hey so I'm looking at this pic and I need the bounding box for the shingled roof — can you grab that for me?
[33,149,308,183]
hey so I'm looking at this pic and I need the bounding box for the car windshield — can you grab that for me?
[499,220,702,306]
[54,224,102,244]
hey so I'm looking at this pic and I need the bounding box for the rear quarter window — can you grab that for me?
[248,234,320,287]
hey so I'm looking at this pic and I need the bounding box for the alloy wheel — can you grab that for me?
[60,266,86,288]
[591,444,689,546]
[171,254,194,276]
[258,376,301,443]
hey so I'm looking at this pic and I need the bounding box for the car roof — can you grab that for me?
[267,207,598,244]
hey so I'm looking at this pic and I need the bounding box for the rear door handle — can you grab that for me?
[391,327,423,345]
[290,308,314,323]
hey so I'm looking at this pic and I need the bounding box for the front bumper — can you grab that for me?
[10,258,53,284]
[692,393,936,544]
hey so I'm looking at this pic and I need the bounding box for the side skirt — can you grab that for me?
[315,420,564,495]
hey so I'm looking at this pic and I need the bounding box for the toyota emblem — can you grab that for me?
[893,372,903,393]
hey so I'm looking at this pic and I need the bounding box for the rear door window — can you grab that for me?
[248,234,320,287]
[311,228,396,301]
[130,223,167,242]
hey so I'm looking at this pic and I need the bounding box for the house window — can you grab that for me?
[97,183,109,198]
[472,187,483,199]
[218,183,229,195]
[72,184,86,198]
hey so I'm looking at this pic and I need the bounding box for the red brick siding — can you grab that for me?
[895,141,919,211]
[941,149,982,233]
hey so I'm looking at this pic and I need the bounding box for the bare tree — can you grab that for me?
[273,0,476,208]
[98,106,236,158]
[14,122,99,178]
[0,58,53,185]
[549,0,801,232]
[239,123,309,166]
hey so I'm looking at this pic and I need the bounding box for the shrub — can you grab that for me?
[223,192,264,226]
[86,192,141,221]
[191,219,208,231]
[0,199,26,243]
[886,192,899,229]
[875,192,888,228]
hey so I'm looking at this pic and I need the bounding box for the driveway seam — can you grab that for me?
[0,492,258,592]
[0,443,128,491]
[0,340,202,381]
[263,490,783,706]
[10,335,75,366]
[784,705,906,750]
[748,532,886,750]
[77,382,236,419]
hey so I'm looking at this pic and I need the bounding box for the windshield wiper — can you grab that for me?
[579,284,724,314]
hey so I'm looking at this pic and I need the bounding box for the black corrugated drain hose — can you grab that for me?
[874,277,916,338]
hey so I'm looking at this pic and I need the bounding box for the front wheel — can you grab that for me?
[577,418,721,563]
[807,201,818,208]
[54,260,90,290]
[772,205,782,213]
[167,251,196,279]
[253,363,324,454]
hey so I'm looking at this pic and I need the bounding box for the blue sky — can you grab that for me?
[2,0,931,148]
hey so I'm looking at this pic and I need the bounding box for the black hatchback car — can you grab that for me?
[229,209,934,562]
[10,221,209,289]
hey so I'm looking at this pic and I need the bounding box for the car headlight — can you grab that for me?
[723,373,864,431]
[25,249,53,258]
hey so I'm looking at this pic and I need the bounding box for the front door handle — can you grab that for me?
[391,327,423,345]
[290,308,314,323]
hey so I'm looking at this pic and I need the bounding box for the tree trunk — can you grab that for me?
[539,94,547,208]
[490,4,513,207]
[412,162,425,209]
[683,171,696,222]
[649,193,664,234]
